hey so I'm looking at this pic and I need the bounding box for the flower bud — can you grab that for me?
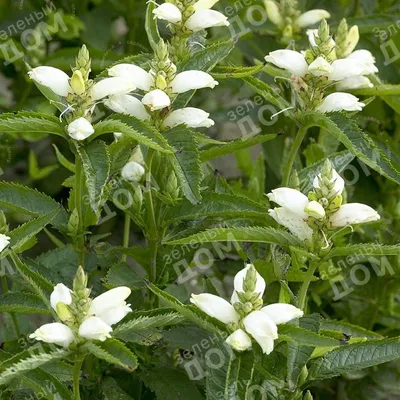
[171,71,218,94]
[304,200,326,219]
[142,89,171,111]
[113,132,123,142]
[70,70,86,95]
[29,323,75,348]
[265,50,309,77]
[0,234,10,253]
[28,66,72,97]
[226,329,252,352]
[344,25,359,57]
[232,264,265,303]
[193,0,219,11]
[79,316,112,341]
[156,73,168,91]
[185,10,229,32]
[162,108,214,129]
[50,283,72,311]
[316,93,365,113]
[108,64,154,91]
[121,161,145,182]
[56,302,74,323]
[153,3,182,24]
[296,10,331,28]
[105,94,151,121]
[91,77,136,101]
[264,1,283,27]
[67,117,95,141]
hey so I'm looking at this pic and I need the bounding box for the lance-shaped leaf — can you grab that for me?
[0,292,49,314]
[212,64,265,79]
[323,244,400,260]
[145,1,161,52]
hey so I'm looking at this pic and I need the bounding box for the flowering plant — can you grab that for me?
[1,0,400,399]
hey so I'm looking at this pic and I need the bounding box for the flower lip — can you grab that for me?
[142,89,171,111]
[28,66,72,97]
[226,329,252,352]
[50,283,72,311]
[153,2,182,24]
[265,50,309,77]
[79,316,112,341]
[29,322,75,348]
[185,9,229,32]
[0,234,10,253]
[67,117,95,141]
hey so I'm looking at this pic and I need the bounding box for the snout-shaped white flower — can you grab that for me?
[296,10,331,28]
[142,89,171,111]
[313,168,345,195]
[336,76,373,91]
[269,208,313,241]
[226,329,252,352]
[328,59,373,81]
[153,3,182,24]
[79,316,112,341]
[88,286,132,326]
[261,303,304,325]
[91,77,136,101]
[190,293,239,324]
[305,200,326,219]
[162,108,214,129]
[329,203,380,227]
[264,0,283,27]
[193,0,219,10]
[317,93,365,113]
[267,188,309,218]
[29,323,75,348]
[347,50,378,74]
[50,284,72,311]
[171,71,218,94]
[108,64,154,92]
[67,117,95,141]
[185,10,229,32]
[121,161,145,183]
[105,94,151,121]
[233,264,266,299]
[308,57,332,77]
[0,234,10,253]
[28,66,72,97]
[243,311,277,355]
[265,50,309,77]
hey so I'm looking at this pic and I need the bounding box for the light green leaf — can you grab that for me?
[28,150,59,181]
[0,292,49,314]
[145,1,161,52]
[53,144,75,173]
[323,244,400,260]
[320,320,383,340]
[279,325,339,347]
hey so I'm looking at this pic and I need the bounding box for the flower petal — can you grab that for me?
[308,56,332,77]
[193,0,219,11]
[162,108,214,129]
[296,9,331,28]
[88,287,131,317]
[226,329,252,352]
[316,93,365,113]
[329,59,373,81]
[97,304,132,326]
[267,188,309,217]
[108,64,154,91]
[347,50,378,74]
[336,76,373,91]
[329,203,380,227]
[0,234,10,253]
[153,3,182,24]
[79,316,112,341]
[232,263,265,300]
[91,77,136,101]
[121,161,145,182]
[142,89,171,111]
[261,303,304,325]
[50,283,72,311]
[313,168,344,195]
[185,10,229,32]
[67,118,95,141]
[265,50,309,77]
[28,66,71,97]
[105,94,151,120]
[29,323,75,348]
[171,71,219,93]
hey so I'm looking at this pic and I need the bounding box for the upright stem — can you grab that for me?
[298,260,318,310]
[122,214,131,262]
[75,155,85,267]
[282,125,308,186]
[73,359,83,400]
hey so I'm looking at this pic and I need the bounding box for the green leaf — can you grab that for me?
[92,117,172,153]
[279,325,339,347]
[0,182,68,231]
[0,111,64,137]
[320,320,383,340]
[77,141,110,213]
[164,227,305,249]
[0,292,49,314]
[28,150,59,180]
[102,377,133,400]
[166,126,203,204]
[211,64,264,79]
[145,1,161,52]
[166,192,269,223]
[351,84,400,96]
[307,337,400,381]
[104,263,145,290]
[83,339,138,372]
[0,348,69,386]
[346,14,400,33]
[53,144,75,173]
[302,112,400,185]
[323,244,400,260]
[200,133,277,162]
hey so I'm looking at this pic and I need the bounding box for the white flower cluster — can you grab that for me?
[267,163,380,242]
[30,283,132,348]
[153,0,229,32]
[0,233,10,253]
[191,264,303,354]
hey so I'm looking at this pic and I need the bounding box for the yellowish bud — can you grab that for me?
[70,70,86,95]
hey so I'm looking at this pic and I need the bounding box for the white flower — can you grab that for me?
[142,89,171,111]
[329,59,373,81]
[121,161,145,182]
[153,3,182,24]
[185,10,229,32]
[90,77,136,101]
[261,303,304,325]
[50,284,72,311]
[28,66,72,97]
[233,264,265,299]
[105,94,151,121]
[226,329,252,352]
[79,316,112,341]
[162,108,214,129]
[29,323,75,348]
[171,71,218,93]
[329,203,380,227]
[304,200,326,219]
[264,0,283,27]
[265,50,309,77]
[190,293,239,324]
[267,187,309,218]
[88,286,132,326]
[193,0,219,11]
[308,56,332,77]
[317,93,365,113]
[108,64,154,91]
[296,10,331,28]
[0,234,10,253]
[313,168,344,196]
[243,311,277,355]
[67,117,95,141]
[347,50,378,74]
[336,76,373,91]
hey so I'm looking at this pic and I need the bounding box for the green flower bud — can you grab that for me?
[70,70,86,96]
[156,73,168,91]
[56,302,74,323]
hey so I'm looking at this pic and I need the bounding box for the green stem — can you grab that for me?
[298,260,318,311]
[122,214,131,262]
[1,276,20,337]
[282,125,308,186]
[75,155,85,267]
[73,359,83,400]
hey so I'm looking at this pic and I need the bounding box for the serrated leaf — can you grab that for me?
[83,339,138,372]
[145,1,161,52]
[323,244,400,260]
[212,64,264,79]
[77,141,110,213]
[104,263,145,290]
[0,112,64,137]
[307,337,400,381]
[102,377,133,400]
[320,319,383,339]
[53,144,75,173]
[164,227,305,249]
[0,182,68,231]
[0,292,49,314]
[279,324,339,347]
[165,126,203,204]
